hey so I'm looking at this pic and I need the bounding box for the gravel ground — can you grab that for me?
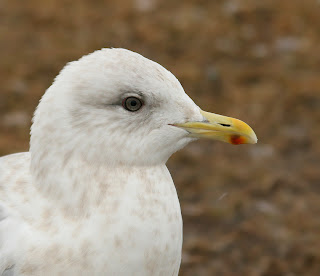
[1,0,320,275]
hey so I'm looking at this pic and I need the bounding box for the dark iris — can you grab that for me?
[122,97,143,112]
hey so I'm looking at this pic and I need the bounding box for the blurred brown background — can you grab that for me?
[1,0,320,275]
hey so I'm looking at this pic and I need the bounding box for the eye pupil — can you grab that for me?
[122,97,143,112]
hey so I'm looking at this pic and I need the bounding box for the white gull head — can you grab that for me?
[30,48,203,169]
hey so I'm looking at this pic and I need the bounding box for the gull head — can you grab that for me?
[30,48,257,167]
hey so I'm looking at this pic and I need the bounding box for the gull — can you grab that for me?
[0,48,257,276]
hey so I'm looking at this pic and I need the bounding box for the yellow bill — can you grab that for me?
[174,110,257,145]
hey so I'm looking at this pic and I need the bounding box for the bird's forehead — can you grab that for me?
[110,53,180,90]
[65,49,184,103]
[77,49,181,89]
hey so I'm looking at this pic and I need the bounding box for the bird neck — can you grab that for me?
[30,152,172,216]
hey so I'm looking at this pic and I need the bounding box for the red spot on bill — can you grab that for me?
[230,135,245,145]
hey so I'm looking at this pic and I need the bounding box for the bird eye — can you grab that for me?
[122,97,143,112]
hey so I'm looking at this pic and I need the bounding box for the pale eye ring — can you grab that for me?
[122,97,143,112]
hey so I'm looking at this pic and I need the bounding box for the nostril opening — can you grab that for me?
[219,123,231,127]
